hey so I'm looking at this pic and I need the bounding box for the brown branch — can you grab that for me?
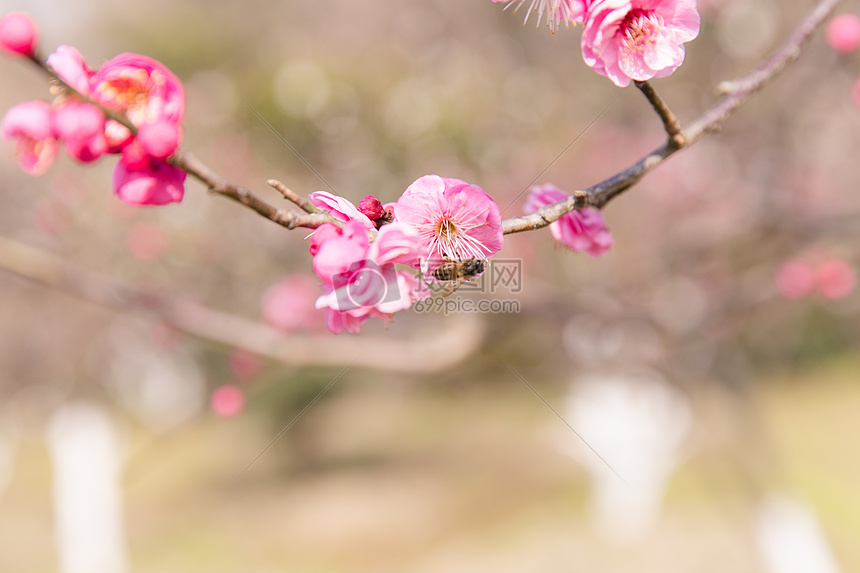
[0,235,484,374]
[635,80,685,147]
[168,152,337,230]
[267,179,319,214]
[502,0,843,235]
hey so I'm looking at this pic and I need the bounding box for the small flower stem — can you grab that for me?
[635,80,685,148]
[267,179,319,214]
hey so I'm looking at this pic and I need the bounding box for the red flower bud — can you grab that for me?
[357,195,385,220]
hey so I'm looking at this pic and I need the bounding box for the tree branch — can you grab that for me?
[168,152,337,230]
[502,0,843,235]
[0,235,484,374]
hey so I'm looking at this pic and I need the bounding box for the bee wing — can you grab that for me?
[437,278,465,298]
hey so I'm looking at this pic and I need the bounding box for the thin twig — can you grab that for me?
[168,152,337,229]
[0,235,483,373]
[267,179,319,214]
[635,80,685,147]
[502,0,842,235]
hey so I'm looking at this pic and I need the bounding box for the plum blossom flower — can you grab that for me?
[51,101,107,163]
[393,175,503,268]
[524,184,613,256]
[815,258,856,300]
[826,14,860,54]
[112,157,186,205]
[582,0,701,87]
[309,191,376,230]
[493,0,587,30]
[47,46,94,94]
[312,220,428,334]
[1,100,58,175]
[261,274,322,333]
[0,12,38,57]
[90,53,185,127]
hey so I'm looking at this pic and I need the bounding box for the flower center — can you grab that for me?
[95,69,165,125]
[437,218,457,239]
[621,9,663,54]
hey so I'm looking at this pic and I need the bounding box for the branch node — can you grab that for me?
[267,179,318,214]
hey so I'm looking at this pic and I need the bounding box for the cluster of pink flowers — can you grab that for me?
[0,13,186,205]
[524,184,614,256]
[775,255,857,301]
[307,175,505,334]
[492,0,701,87]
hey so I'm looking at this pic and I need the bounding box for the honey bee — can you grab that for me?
[431,256,485,297]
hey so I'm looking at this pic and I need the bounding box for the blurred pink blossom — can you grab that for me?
[51,101,107,164]
[582,0,700,87]
[136,119,181,160]
[0,12,38,57]
[210,385,245,418]
[112,158,186,205]
[492,0,587,30]
[228,348,261,380]
[393,175,503,267]
[46,46,94,94]
[1,100,58,175]
[524,184,613,256]
[262,274,321,333]
[815,259,856,300]
[312,220,428,334]
[90,53,185,127]
[826,14,860,54]
[309,191,376,230]
[775,259,816,300]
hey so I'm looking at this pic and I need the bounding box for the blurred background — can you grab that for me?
[1,0,860,571]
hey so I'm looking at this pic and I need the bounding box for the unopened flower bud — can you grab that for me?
[0,12,38,57]
[357,195,386,220]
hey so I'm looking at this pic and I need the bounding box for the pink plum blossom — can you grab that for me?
[308,223,342,256]
[493,0,587,30]
[582,0,701,87]
[51,101,107,163]
[261,273,322,332]
[90,53,185,127]
[826,14,860,54]
[312,220,428,334]
[815,259,856,300]
[112,158,186,205]
[524,184,614,256]
[46,46,94,94]
[393,175,504,268]
[309,191,376,230]
[775,258,816,300]
[136,119,181,160]
[210,385,245,418]
[0,12,38,57]
[1,100,58,175]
